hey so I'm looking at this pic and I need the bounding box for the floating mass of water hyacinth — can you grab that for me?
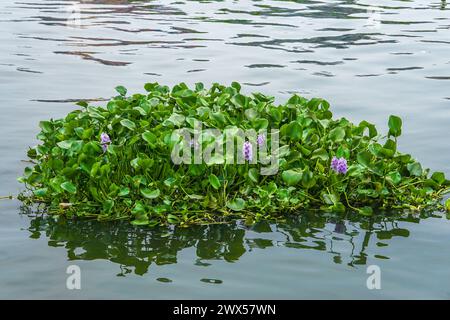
[18,82,450,226]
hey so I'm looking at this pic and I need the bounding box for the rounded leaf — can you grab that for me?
[209,174,221,190]
[226,198,246,211]
[141,188,160,199]
[60,181,77,194]
[282,170,303,186]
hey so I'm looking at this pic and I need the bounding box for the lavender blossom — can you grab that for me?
[100,132,111,144]
[257,133,266,146]
[243,141,253,162]
[331,156,348,174]
[100,132,111,153]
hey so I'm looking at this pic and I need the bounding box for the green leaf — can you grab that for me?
[115,85,127,96]
[336,146,350,159]
[164,177,177,188]
[322,193,339,205]
[107,144,118,155]
[445,198,450,212]
[210,112,227,126]
[431,172,445,185]
[103,199,114,213]
[357,151,372,167]
[270,108,282,123]
[209,174,221,190]
[285,121,302,141]
[167,214,179,224]
[131,218,149,226]
[388,115,402,137]
[33,188,48,197]
[60,181,77,194]
[253,118,269,131]
[328,127,345,142]
[311,148,329,161]
[132,202,146,214]
[231,94,247,108]
[165,113,185,126]
[39,121,53,133]
[118,187,130,197]
[302,170,316,189]
[282,170,303,186]
[187,194,204,200]
[141,188,160,199]
[226,198,246,211]
[386,171,402,185]
[57,140,73,150]
[142,131,157,145]
[407,162,422,177]
[248,168,259,183]
[120,119,136,131]
[357,206,373,216]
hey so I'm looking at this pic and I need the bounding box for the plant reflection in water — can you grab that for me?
[22,206,443,277]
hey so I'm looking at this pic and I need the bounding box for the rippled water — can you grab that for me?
[0,0,449,299]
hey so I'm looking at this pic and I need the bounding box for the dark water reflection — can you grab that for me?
[24,209,442,277]
[1,0,450,298]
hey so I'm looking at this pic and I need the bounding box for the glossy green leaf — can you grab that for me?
[388,115,402,137]
[118,188,130,197]
[209,174,221,190]
[328,127,345,142]
[285,121,302,141]
[115,85,127,96]
[60,181,77,194]
[248,168,259,183]
[33,188,48,197]
[226,198,246,211]
[282,170,302,186]
[141,188,160,199]
[407,162,422,177]
[120,119,136,131]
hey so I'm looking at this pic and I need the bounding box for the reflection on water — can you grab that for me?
[23,207,442,277]
[2,0,450,88]
[1,0,450,298]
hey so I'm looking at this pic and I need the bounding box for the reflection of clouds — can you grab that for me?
[22,205,437,276]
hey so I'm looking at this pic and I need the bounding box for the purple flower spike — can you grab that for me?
[243,141,253,162]
[331,156,348,174]
[331,156,340,171]
[100,132,111,144]
[100,132,111,153]
[257,133,266,146]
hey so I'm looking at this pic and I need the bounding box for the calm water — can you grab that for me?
[0,0,449,299]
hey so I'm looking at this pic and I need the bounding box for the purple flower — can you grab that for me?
[100,132,111,144]
[243,141,253,162]
[331,156,348,174]
[257,133,265,146]
[100,132,111,153]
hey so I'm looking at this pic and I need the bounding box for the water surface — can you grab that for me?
[0,0,449,299]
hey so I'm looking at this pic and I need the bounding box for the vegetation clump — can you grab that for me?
[18,82,449,225]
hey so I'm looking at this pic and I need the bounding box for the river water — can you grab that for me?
[0,0,449,299]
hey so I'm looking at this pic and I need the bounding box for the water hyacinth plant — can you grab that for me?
[18,82,449,225]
